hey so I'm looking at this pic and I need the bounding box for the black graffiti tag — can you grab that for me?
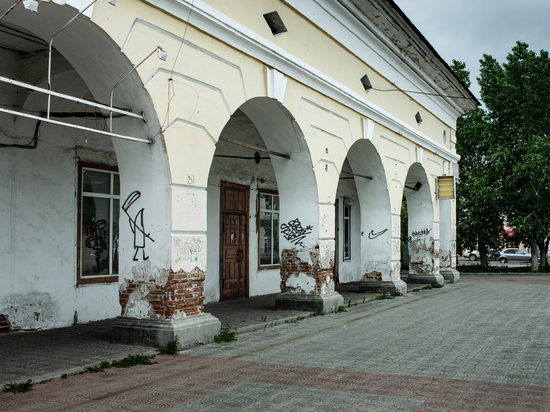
[368,228,388,239]
[405,227,432,243]
[85,218,108,269]
[280,218,313,248]
[122,191,155,261]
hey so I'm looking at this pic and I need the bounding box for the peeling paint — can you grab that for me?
[0,293,59,330]
[362,271,382,281]
[172,235,206,273]
[296,251,312,265]
[408,235,436,275]
[120,268,205,320]
[127,260,170,286]
[124,283,156,318]
[281,245,335,295]
[320,275,335,294]
[285,273,316,294]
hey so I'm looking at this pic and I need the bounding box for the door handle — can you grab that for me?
[237,249,244,262]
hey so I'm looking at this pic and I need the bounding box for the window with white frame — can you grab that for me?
[343,204,351,261]
[258,191,280,267]
[77,162,119,284]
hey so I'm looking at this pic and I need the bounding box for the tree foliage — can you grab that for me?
[454,42,550,270]
[456,106,503,268]
[451,59,471,88]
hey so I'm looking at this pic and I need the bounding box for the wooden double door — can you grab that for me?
[220,182,249,300]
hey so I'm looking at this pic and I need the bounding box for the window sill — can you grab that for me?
[258,265,280,271]
[77,275,118,285]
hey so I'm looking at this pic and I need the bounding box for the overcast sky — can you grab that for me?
[392,0,550,101]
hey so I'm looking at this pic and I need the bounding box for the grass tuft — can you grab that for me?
[215,324,238,343]
[2,380,32,394]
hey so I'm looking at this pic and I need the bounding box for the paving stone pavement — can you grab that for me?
[0,281,419,387]
[2,276,550,411]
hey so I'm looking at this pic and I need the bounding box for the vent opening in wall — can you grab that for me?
[264,11,287,35]
[415,111,423,125]
[443,130,447,143]
[361,74,372,92]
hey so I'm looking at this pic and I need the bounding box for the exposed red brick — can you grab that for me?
[119,267,206,320]
[280,246,335,294]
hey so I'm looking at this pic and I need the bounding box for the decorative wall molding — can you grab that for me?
[143,0,460,162]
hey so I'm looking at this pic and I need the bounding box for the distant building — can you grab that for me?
[0,0,477,345]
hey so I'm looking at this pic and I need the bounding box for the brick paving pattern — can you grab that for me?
[2,275,550,411]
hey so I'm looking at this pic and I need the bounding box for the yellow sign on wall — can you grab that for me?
[438,176,455,199]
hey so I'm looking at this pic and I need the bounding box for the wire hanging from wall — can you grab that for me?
[161,0,195,133]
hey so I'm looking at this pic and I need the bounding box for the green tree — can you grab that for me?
[478,42,550,270]
[451,59,471,88]
[455,105,503,268]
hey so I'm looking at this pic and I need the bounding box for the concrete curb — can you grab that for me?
[461,272,550,276]
[4,349,160,387]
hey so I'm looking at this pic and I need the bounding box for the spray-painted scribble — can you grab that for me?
[405,227,432,243]
[280,218,313,248]
[368,228,388,239]
[85,218,108,269]
[122,191,155,261]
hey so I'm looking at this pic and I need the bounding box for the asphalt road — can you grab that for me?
[2,276,550,411]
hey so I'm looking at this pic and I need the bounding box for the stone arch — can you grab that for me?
[335,139,405,293]
[205,96,326,304]
[404,163,443,285]
[0,1,171,329]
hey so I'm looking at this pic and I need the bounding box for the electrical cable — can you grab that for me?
[368,86,475,100]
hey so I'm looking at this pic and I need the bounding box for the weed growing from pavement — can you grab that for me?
[334,305,348,313]
[261,316,267,322]
[285,315,306,324]
[158,336,179,355]
[82,365,105,373]
[393,291,404,297]
[111,354,156,368]
[363,296,366,303]
[312,302,320,317]
[2,379,32,394]
[61,374,68,379]
[375,293,394,300]
[412,288,420,292]
[215,324,238,343]
[79,354,157,374]
[421,282,444,290]
[348,300,352,307]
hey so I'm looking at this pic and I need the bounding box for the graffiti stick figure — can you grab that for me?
[122,191,154,261]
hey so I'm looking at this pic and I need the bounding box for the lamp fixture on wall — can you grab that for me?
[405,182,422,191]
[109,46,168,132]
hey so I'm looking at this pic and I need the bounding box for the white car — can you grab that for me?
[463,249,480,261]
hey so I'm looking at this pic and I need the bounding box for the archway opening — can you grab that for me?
[403,163,440,283]
[334,139,396,290]
[0,1,170,330]
[205,97,319,303]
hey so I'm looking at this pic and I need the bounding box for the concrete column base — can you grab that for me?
[355,279,408,294]
[440,268,460,283]
[406,273,445,286]
[275,292,344,314]
[112,313,221,350]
